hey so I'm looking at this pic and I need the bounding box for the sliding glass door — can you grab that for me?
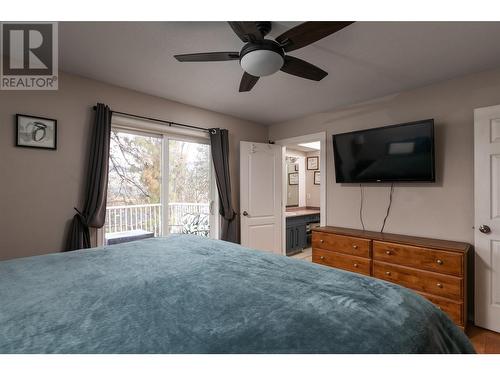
[166,139,212,236]
[106,129,163,237]
[104,128,217,244]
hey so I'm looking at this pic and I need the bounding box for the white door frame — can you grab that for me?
[275,132,327,255]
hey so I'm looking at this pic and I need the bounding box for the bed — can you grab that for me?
[0,235,475,353]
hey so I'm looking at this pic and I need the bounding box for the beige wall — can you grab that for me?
[0,72,268,260]
[270,67,500,244]
[305,151,321,207]
[4,67,500,259]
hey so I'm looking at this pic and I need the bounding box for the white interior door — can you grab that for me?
[474,104,500,333]
[240,141,283,254]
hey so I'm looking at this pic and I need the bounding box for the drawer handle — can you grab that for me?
[436,259,443,265]
[353,263,358,268]
[436,283,443,288]
[385,271,391,276]
[386,250,392,255]
[320,256,325,260]
[320,239,324,243]
[352,245,358,249]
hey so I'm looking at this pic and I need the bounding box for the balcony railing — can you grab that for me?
[105,202,210,237]
[167,202,210,234]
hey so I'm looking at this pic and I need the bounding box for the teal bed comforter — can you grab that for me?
[0,235,474,353]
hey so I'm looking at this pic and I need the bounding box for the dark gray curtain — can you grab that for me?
[209,128,239,243]
[66,103,112,251]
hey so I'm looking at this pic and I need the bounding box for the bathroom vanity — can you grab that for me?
[285,208,320,255]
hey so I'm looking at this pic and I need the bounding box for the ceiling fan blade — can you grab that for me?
[228,22,264,43]
[239,72,259,92]
[276,21,354,52]
[174,52,240,62]
[280,56,328,81]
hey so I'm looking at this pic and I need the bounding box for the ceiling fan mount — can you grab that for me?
[253,21,272,38]
[174,21,354,92]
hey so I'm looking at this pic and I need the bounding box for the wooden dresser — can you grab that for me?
[312,226,472,329]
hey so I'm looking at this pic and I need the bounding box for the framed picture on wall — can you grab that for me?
[314,171,320,185]
[288,172,299,185]
[307,156,319,170]
[16,114,57,150]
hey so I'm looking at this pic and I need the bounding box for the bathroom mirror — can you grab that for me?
[286,156,299,207]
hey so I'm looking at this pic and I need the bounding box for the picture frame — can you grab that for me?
[307,156,319,170]
[314,171,321,185]
[16,114,57,150]
[288,172,299,185]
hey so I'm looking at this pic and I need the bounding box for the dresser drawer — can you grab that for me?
[373,261,462,300]
[312,232,371,258]
[373,241,463,276]
[417,292,463,326]
[313,248,371,276]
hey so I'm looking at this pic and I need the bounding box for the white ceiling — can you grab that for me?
[287,142,320,152]
[59,22,500,125]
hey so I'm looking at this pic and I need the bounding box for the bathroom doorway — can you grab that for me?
[276,132,326,259]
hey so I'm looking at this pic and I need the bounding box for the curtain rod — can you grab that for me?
[92,106,211,133]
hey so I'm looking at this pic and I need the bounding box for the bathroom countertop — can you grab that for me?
[285,208,320,218]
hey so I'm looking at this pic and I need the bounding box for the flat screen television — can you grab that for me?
[332,119,435,183]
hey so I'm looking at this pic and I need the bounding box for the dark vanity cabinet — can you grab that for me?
[286,213,320,255]
[286,221,307,254]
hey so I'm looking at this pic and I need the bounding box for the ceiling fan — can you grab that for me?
[174,21,354,92]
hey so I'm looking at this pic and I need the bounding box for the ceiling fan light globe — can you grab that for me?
[240,49,284,77]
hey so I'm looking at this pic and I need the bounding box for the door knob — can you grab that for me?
[479,225,491,234]
[242,211,248,216]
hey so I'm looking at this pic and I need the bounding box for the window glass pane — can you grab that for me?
[105,130,162,239]
[168,139,211,236]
